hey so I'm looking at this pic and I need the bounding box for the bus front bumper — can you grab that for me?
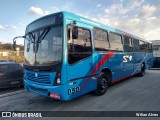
[24,79,69,101]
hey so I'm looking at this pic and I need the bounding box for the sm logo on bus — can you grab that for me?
[123,55,133,62]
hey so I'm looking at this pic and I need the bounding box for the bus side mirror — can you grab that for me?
[13,40,16,51]
[13,36,25,51]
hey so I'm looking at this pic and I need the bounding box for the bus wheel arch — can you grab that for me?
[94,68,112,96]
[100,68,112,84]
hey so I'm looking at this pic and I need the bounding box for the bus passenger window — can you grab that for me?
[123,37,133,52]
[148,44,153,53]
[94,28,109,52]
[109,32,123,52]
[140,41,146,52]
[133,39,140,52]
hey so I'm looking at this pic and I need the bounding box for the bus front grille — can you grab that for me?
[26,72,51,84]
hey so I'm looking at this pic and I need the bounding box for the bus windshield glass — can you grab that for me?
[24,13,63,66]
[24,14,63,66]
[24,26,63,66]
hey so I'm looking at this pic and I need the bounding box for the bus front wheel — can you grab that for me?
[94,72,109,96]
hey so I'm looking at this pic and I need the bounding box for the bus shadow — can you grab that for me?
[25,75,140,111]
[108,75,141,91]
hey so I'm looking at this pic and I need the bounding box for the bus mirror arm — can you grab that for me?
[13,36,26,51]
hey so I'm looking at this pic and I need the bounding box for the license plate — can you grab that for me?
[10,81,20,85]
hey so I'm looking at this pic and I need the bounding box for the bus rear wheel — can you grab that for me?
[138,63,145,77]
[94,72,109,96]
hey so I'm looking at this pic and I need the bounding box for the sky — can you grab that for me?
[0,0,160,44]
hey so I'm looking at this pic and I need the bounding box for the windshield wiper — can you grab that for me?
[37,27,51,43]
[35,27,51,53]
[28,33,35,43]
[24,33,35,52]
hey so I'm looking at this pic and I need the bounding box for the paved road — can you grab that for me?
[0,70,160,120]
[0,87,23,95]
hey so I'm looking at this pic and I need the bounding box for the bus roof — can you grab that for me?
[62,11,152,43]
[27,11,152,44]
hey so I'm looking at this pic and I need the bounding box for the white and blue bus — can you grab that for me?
[13,11,153,100]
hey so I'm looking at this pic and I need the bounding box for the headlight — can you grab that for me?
[57,78,61,84]
[54,72,61,86]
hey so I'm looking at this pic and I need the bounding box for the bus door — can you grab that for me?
[122,37,134,77]
[66,20,96,98]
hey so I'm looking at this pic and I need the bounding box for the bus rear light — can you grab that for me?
[49,92,61,99]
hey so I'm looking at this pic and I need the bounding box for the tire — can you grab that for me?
[138,63,145,77]
[94,72,109,96]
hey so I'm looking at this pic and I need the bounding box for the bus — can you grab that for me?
[13,11,153,100]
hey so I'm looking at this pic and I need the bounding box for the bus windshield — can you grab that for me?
[24,26,63,66]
